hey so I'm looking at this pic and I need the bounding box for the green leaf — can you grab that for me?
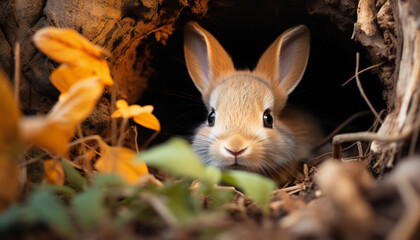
[204,165,221,185]
[139,138,206,180]
[208,186,235,210]
[0,205,25,231]
[39,183,76,198]
[157,181,199,224]
[72,188,106,228]
[93,173,125,189]
[222,170,275,214]
[61,159,87,191]
[28,190,73,236]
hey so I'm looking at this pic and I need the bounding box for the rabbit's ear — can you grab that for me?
[255,25,310,95]
[184,22,235,98]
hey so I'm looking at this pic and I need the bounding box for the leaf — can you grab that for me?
[43,160,65,185]
[133,112,161,131]
[93,173,125,189]
[72,188,107,229]
[208,186,235,210]
[39,184,76,198]
[95,142,148,184]
[0,71,21,211]
[28,190,73,236]
[139,138,206,180]
[61,159,88,191]
[19,78,103,156]
[33,27,113,88]
[204,165,222,186]
[0,205,25,231]
[222,170,276,214]
[158,181,198,223]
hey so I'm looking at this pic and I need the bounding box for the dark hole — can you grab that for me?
[137,1,387,146]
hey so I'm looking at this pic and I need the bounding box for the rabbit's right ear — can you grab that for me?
[184,22,235,101]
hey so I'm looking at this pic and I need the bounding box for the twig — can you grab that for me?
[357,141,364,161]
[307,142,360,166]
[111,83,117,146]
[354,53,383,124]
[408,90,420,156]
[14,42,21,106]
[342,61,384,86]
[68,135,104,148]
[132,126,139,153]
[141,192,178,227]
[276,183,304,193]
[76,124,87,155]
[287,189,303,195]
[141,131,160,150]
[117,118,129,147]
[303,164,309,182]
[312,111,371,151]
[332,115,420,160]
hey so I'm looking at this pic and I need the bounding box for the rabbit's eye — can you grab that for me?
[263,110,273,128]
[208,109,215,126]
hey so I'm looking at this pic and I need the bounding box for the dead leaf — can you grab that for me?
[0,71,21,211]
[33,27,113,90]
[19,78,103,156]
[95,141,148,184]
[43,160,65,185]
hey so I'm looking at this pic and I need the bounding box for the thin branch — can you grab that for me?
[68,135,104,148]
[312,111,371,151]
[342,61,384,87]
[14,42,21,106]
[141,192,178,227]
[355,53,383,124]
[117,118,129,147]
[332,113,420,160]
[141,131,160,150]
[132,126,139,153]
[111,84,117,146]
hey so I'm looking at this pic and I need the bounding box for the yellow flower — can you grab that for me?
[111,100,160,131]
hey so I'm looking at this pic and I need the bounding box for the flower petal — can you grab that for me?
[44,160,65,185]
[133,112,161,131]
[20,78,104,156]
[95,142,148,184]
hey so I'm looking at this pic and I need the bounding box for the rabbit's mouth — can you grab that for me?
[224,160,249,171]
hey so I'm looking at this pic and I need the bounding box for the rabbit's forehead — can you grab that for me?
[209,77,274,124]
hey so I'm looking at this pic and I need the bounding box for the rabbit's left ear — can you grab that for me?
[254,25,310,95]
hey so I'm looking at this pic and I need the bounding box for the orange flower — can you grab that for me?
[111,100,160,131]
[19,78,103,156]
[95,141,148,184]
[33,27,113,95]
[43,160,65,185]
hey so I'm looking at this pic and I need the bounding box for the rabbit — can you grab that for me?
[183,22,323,185]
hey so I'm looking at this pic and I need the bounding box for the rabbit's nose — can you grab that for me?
[224,146,247,157]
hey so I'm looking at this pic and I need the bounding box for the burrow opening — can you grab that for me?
[137,1,387,146]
